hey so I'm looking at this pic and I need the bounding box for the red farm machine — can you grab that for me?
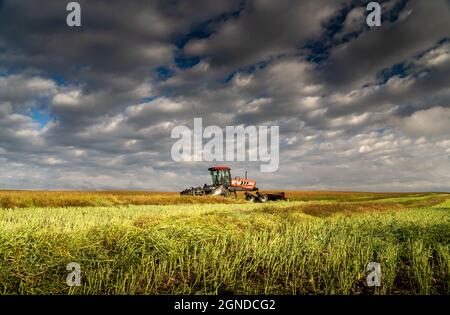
[180,166,288,203]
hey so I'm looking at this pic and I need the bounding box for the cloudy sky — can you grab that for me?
[0,0,449,191]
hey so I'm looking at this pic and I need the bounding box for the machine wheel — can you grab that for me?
[221,189,231,198]
[245,193,256,202]
[258,193,268,203]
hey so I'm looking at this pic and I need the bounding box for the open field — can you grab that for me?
[0,190,444,208]
[0,191,448,295]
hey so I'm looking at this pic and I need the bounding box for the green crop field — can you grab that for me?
[0,191,448,295]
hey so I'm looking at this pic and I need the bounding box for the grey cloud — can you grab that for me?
[183,0,349,68]
[322,0,450,90]
[402,106,450,137]
[0,0,449,191]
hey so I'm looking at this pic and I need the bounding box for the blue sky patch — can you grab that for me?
[155,66,175,80]
[174,54,201,69]
[377,62,408,83]
[30,107,52,128]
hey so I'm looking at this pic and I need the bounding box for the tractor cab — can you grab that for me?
[208,166,231,187]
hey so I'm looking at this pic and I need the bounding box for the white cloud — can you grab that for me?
[0,74,58,108]
[52,90,82,106]
[403,106,450,137]
[416,43,450,67]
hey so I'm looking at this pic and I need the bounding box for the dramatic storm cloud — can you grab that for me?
[0,0,449,191]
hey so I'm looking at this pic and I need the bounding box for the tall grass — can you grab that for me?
[0,197,448,295]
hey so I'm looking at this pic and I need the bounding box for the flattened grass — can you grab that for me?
[0,191,243,209]
[1,190,447,209]
[258,202,405,217]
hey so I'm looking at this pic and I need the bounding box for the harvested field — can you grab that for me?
[0,191,448,295]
